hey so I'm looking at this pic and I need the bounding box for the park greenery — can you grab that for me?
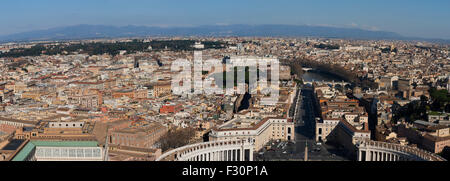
[392,89,450,123]
[0,40,227,58]
[313,43,340,50]
[430,88,450,111]
[157,127,196,152]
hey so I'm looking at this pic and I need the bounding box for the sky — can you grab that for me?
[0,0,449,39]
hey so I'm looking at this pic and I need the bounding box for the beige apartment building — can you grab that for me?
[316,118,340,142]
[209,117,295,151]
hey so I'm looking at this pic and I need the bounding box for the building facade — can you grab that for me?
[209,117,295,151]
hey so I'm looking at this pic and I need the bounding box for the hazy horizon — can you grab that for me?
[1,0,449,39]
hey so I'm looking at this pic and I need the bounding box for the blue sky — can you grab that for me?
[0,0,449,39]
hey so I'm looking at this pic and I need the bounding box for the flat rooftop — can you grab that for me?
[219,118,262,130]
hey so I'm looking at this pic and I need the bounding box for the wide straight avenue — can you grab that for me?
[255,84,349,161]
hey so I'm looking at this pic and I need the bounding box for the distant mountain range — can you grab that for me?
[0,24,448,43]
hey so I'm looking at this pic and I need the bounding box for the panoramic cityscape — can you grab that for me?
[0,0,449,169]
